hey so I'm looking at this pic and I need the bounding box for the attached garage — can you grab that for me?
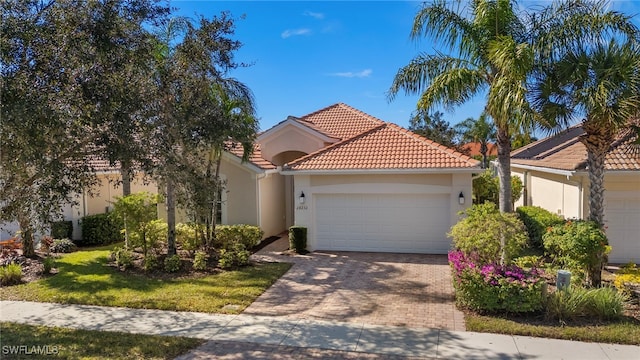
[315,193,451,253]
[605,190,640,264]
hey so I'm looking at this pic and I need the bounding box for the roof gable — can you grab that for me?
[300,103,384,140]
[284,122,479,171]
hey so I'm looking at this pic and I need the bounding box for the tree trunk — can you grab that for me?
[496,127,513,213]
[480,141,488,169]
[166,180,176,256]
[579,123,614,287]
[121,161,132,197]
[18,215,35,257]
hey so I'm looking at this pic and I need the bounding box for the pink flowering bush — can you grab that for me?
[449,250,546,313]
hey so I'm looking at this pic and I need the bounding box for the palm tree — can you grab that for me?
[389,0,534,213]
[455,114,496,168]
[532,40,640,227]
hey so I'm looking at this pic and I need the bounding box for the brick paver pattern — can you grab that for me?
[246,237,465,331]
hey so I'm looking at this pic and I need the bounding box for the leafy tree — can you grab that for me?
[389,0,536,213]
[408,110,457,148]
[473,170,522,207]
[148,13,256,255]
[455,114,496,168]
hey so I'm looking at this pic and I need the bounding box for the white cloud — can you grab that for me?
[281,28,311,39]
[303,10,324,19]
[329,69,373,78]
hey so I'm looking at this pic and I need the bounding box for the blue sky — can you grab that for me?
[172,0,640,132]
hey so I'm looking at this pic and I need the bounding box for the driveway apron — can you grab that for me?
[247,237,465,331]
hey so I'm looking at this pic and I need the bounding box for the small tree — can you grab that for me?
[111,192,161,257]
[408,110,458,149]
[472,170,522,207]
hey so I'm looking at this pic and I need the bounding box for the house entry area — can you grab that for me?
[314,193,451,254]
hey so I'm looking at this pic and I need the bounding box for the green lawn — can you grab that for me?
[466,314,640,345]
[0,322,203,360]
[0,246,291,313]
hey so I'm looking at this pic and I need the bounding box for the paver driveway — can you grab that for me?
[246,237,465,331]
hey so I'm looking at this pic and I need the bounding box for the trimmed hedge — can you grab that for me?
[51,221,73,239]
[516,206,564,249]
[80,213,123,246]
[289,226,307,253]
[215,225,263,250]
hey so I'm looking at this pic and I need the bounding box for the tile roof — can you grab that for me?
[511,125,640,171]
[299,103,384,140]
[285,123,479,171]
[462,142,498,157]
[227,142,277,170]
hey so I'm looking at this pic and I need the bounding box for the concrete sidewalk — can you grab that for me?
[1,301,638,359]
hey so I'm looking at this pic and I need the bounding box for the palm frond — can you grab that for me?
[416,67,487,110]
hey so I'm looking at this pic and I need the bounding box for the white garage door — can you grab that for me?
[605,192,640,264]
[315,193,451,253]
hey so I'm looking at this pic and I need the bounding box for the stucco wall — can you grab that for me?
[219,157,259,227]
[258,173,286,238]
[512,169,583,219]
[259,125,329,163]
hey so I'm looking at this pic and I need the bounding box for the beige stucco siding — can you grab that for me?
[219,157,259,227]
[512,169,583,219]
[258,173,286,238]
[86,173,158,216]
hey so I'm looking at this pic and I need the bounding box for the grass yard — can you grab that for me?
[0,245,291,313]
[466,314,640,345]
[0,322,203,360]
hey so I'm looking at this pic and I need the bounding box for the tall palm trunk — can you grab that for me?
[496,127,513,213]
[166,179,176,256]
[480,141,489,169]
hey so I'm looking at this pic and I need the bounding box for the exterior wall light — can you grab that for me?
[299,191,306,204]
[459,192,465,205]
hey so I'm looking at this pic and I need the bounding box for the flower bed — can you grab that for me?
[449,250,546,313]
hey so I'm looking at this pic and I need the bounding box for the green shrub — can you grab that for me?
[614,263,640,298]
[215,225,263,250]
[50,239,77,253]
[289,226,307,253]
[51,220,73,239]
[516,206,564,248]
[193,251,208,271]
[111,247,134,270]
[128,219,167,256]
[42,256,55,274]
[449,250,546,313]
[143,254,159,272]
[513,255,544,269]
[473,170,523,205]
[176,223,202,252]
[545,287,626,322]
[80,213,123,246]
[543,220,610,287]
[0,263,23,286]
[449,202,528,264]
[164,254,181,273]
[218,243,251,269]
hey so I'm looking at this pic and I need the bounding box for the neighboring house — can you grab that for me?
[462,142,497,157]
[511,126,640,264]
[213,103,480,253]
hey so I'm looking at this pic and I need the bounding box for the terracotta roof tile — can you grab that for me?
[511,125,640,171]
[227,142,277,170]
[285,123,479,171]
[300,103,384,140]
[462,142,498,157]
